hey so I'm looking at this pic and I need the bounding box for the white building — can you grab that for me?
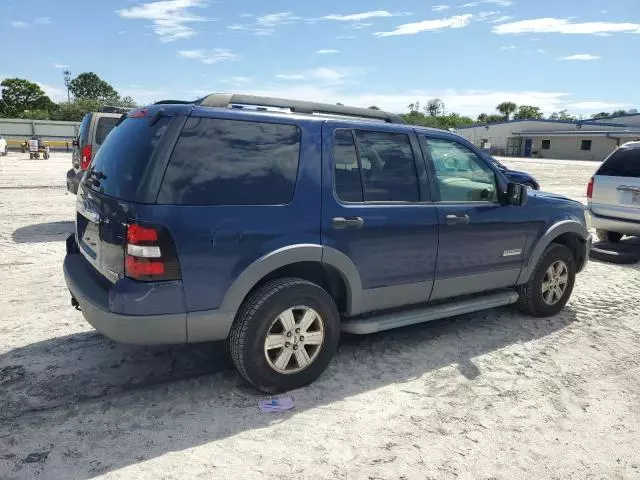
[457,113,640,161]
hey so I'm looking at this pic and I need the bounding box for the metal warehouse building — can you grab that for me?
[457,113,640,161]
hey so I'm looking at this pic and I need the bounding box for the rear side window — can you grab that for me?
[78,113,92,146]
[333,129,419,203]
[95,116,120,145]
[597,147,640,177]
[85,117,170,200]
[158,117,301,205]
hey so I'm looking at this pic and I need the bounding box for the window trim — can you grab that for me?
[331,127,429,205]
[419,133,503,205]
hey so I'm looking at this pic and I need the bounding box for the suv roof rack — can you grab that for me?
[195,93,405,124]
[154,100,194,105]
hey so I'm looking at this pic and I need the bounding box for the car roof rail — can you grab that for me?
[98,105,133,114]
[154,100,194,105]
[195,93,405,124]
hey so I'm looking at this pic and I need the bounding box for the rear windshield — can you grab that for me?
[84,116,170,201]
[77,113,92,146]
[597,147,640,178]
[157,117,301,205]
[95,116,121,145]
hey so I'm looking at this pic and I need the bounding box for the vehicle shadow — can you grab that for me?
[0,307,578,478]
[12,221,75,244]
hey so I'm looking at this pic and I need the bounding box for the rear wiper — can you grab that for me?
[148,108,165,127]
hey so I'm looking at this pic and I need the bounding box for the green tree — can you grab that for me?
[477,113,488,123]
[69,72,119,101]
[513,105,543,120]
[590,112,611,120]
[496,101,517,120]
[0,78,52,117]
[50,98,102,122]
[548,109,575,121]
[426,98,444,117]
[368,105,380,110]
[611,110,628,117]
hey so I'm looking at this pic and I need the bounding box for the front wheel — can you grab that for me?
[516,243,576,317]
[596,229,623,243]
[230,278,340,393]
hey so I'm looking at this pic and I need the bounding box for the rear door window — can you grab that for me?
[85,116,171,201]
[95,116,120,145]
[158,117,301,205]
[597,147,640,177]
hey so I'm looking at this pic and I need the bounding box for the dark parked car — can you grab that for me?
[484,154,540,190]
[64,94,590,393]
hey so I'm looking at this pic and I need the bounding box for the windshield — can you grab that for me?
[84,116,170,201]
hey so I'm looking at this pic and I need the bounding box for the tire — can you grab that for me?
[229,278,340,393]
[596,229,623,243]
[29,153,34,159]
[516,243,576,317]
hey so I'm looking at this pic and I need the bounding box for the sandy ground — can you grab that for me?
[1,152,640,480]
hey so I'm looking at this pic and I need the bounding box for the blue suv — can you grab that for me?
[64,94,590,393]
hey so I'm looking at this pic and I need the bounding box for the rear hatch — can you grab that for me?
[590,144,640,221]
[76,107,179,283]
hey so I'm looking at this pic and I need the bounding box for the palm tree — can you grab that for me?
[496,102,517,120]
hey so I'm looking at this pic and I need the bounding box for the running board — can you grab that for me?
[341,289,519,335]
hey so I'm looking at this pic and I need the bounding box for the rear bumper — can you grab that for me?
[66,168,81,195]
[590,211,640,237]
[64,252,188,345]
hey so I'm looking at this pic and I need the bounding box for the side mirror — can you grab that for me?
[506,182,528,206]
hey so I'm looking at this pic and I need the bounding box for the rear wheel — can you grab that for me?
[596,229,623,243]
[229,278,340,393]
[517,243,576,317]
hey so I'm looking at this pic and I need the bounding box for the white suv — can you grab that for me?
[588,141,640,242]
[0,135,8,156]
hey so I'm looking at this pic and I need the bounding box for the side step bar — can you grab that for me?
[341,289,519,334]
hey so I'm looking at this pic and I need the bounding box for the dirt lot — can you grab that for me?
[1,152,639,480]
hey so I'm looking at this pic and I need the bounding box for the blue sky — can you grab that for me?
[2,0,639,117]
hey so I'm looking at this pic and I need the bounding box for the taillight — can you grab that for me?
[80,145,92,170]
[125,222,181,281]
[586,177,594,199]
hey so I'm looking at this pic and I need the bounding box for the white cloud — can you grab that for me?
[35,17,51,25]
[118,86,170,104]
[116,0,209,42]
[10,21,29,28]
[177,48,239,64]
[37,83,67,102]
[536,49,546,53]
[500,45,517,50]
[321,10,394,22]
[276,74,306,80]
[478,11,499,18]
[374,14,473,37]
[351,22,373,29]
[491,15,513,23]
[53,64,68,69]
[337,35,356,39]
[256,12,298,26]
[432,5,450,12]
[559,54,600,61]
[493,18,640,35]
[316,49,339,54]
[461,0,514,7]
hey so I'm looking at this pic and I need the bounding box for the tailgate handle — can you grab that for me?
[617,185,640,193]
[446,214,470,225]
[332,217,365,229]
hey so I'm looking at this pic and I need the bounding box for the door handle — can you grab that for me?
[446,214,470,226]
[332,216,365,229]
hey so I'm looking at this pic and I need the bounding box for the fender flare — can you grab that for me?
[218,244,363,316]
[517,220,589,285]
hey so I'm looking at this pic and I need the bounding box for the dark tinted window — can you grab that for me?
[78,113,92,146]
[333,130,363,202]
[85,117,170,200]
[95,116,120,145]
[597,147,640,177]
[581,140,592,151]
[158,117,300,205]
[542,139,551,149]
[354,130,419,202]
